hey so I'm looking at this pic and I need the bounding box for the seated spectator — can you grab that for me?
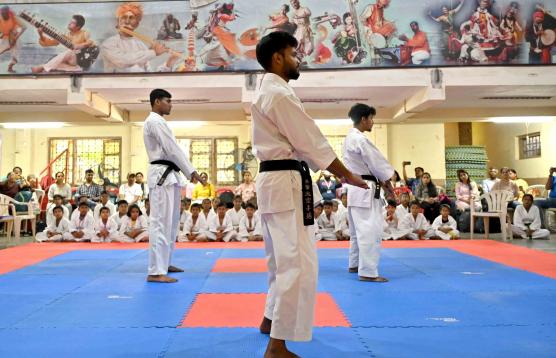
[179,203,208,242]
[383,200,406,240]
[93,207,119,243]
[415,172,440,223]
[492,167,519,208]
[111,200,129,231]
[142,198,151,224]
[239,203,263,241]
[332,198,346,219]
[119,173,143,205]
[402,162,424,194]
[455,169,481,212]
[36,206,71,243]
[313,202,324,241]
[509,169,528,203]
[431,204,460,240]
[534,167,556,227]
[225,195,246,232]
[336,208,350,241]
[118,204,149,242]
[235,171,256,204]
[201,198,216,222]
[64,202,95,242]
[398,201,434,240]
[93,191,116,221]
[481,167,499,194]
[317,170,342,201]
[22,174,41,192]
[389,170,405,188]
[340,192,348,212]
[396,192,411,220]
[47,171,73,213]
[179,199,192,231]
[206,202,238,242]
[184,176,198,200]
[46,194,70,227]
[192,172,215,200]
[75,169,102,209]
[71,196,92,220]
[317,200,340,241]
[0,172,20,198]
[12,166,29,189]
[135,172,149,203]
[212,197,221,212]
[512,194,550,239]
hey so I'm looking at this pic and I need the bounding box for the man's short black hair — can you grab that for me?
[323,200,333,207]
[85,169,94,175]
[256,31,298,71]
[73,14,85,29]
[78,202,89,208]
[522,194,534,201]
[53,194,63,200]
[191,203,202,210]
[217,202,227,209]
[410,200,422,208]
[245,202,257,210]
[52,205,64,213]
[150,89,172,107]
[99,206,110,214]
[348,103,376,125]
[117,200,128,207]
[100,191,108,196]
[386,200,397,208]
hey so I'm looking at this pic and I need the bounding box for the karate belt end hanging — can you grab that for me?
[259,159,315,226]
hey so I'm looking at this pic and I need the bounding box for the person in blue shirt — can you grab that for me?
[534,167,556,228]
[402,161,424,195]
[316,170,342,201]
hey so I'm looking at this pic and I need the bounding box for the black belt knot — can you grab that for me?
[361,175,381,199]
[259,160,315,226]
[151,160,180,186]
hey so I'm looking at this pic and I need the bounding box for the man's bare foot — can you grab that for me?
[359,276,389,282]
[31,65,44,73]
[264,338,299,358]
[168,265,184,273]
[147,274,178,283]
[260,316,272,334]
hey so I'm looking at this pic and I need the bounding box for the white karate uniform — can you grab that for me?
[36,217,70,242]
[431,215,460,240]
[398,213,434,240]
[225,207,246,232]
[93,201,116,221]
[93,217,119,243]
[179,210,192,231]
[238,213,262,241]
[343,127,394,278]
[111,213,127,231]
[46,205,70,227]
[144,111,196,276]
[206,214,238,242]
[63,213,95,242]
[395,204,410,223]
[383,212,407,240]
[118,215,149,243]
[178,214,208,242]
[512,205,550,239]
[336,210,350,239]
[252,73,336,342]
[317,212,339,241]
[71,208,92,221]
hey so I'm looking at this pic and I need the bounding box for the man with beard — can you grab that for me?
[252,31,368,357]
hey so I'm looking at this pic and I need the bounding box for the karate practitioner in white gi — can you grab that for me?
[252,31,368,358]
[431,205,460,240]
[63,202,95,242]
[343,103,395,282]
[93,207,120,243]
[512,194,550,239]
[143,89,201,283]
[36,206,70,242]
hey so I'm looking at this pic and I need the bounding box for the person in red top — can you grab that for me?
[399,21,431,65]
[0,6,27,73]
[361,0,396,38]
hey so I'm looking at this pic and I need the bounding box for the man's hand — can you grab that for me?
[152,42,168,56]
[382,181,395,201]
[190,171,202,183]
[345,173,369,190]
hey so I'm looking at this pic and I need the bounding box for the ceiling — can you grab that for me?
[0,66,555,124]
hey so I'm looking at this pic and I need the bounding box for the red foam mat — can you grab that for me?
[179,292,350,328]
[212,258,268,273]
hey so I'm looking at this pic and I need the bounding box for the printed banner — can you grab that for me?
[0,0,555,75]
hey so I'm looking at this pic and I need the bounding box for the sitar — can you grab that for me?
[19,10,99,70]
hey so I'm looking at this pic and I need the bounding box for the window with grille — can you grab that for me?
[176,137,239,186]
[518,132,541,159]
[325,135,346,160]
[48,138,121,185]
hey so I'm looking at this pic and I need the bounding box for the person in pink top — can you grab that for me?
[235,171,256,204]
[455,169,481,212]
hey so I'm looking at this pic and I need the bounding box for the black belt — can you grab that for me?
[151,160,180,186]
[259,159,314,226]
[361,175,381,199]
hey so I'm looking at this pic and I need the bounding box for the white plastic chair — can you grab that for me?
[470,190,513,240]
[0,194,37,240]
[0,194,15,240]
